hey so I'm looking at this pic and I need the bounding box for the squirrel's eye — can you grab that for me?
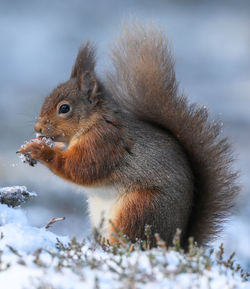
[59,104,70,114]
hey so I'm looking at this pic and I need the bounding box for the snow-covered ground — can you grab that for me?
[0,199,250,289]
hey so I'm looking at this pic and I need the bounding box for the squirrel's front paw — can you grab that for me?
[18,139,55,165]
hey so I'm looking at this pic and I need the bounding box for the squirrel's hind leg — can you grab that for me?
[107,189,158,246]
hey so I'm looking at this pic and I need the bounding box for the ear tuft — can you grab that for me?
[79,72,100,104]
[71,43,101,103]
[70,42,96,79]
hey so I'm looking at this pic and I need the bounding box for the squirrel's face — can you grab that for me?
[34,43,102,144]
[34,77,101,144]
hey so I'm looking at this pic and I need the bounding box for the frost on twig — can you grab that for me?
[17,136,55,167]
[18,152,37,167]
[0,186,37,207]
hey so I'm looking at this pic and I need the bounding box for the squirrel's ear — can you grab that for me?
[70,42,96,79]
[78,72,100,103]
[71,43,100,103]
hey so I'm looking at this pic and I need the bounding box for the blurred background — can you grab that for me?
[0,0,249,268]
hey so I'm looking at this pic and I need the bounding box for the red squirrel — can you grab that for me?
[19,24,238,247]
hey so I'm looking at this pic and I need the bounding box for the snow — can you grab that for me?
[0,204,69,253]
[0,203,250,289]
[0,186,37,207]
[0,203,28,226]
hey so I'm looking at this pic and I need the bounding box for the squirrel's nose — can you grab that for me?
[34,121,43,134]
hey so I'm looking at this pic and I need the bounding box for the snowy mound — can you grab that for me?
[0,204,68,253]
[0,186,37,207]
[0,203,249,289]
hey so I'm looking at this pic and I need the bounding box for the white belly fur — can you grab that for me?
[80,185,121,238]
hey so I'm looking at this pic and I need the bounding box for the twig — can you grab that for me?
[45,217,65,229]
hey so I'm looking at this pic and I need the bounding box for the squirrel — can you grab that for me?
[18,24,239,247]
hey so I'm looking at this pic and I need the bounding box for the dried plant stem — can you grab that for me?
[45,217,65,229]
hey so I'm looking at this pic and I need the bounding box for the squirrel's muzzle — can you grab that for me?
[34,121,43,134]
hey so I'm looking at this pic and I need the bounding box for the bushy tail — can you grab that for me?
[107,24,239,245]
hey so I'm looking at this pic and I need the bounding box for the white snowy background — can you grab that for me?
[0,0,249,287]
